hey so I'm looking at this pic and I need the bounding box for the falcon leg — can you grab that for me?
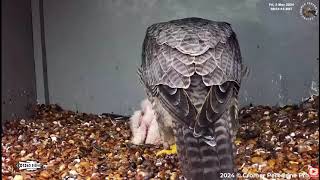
[156,144,177,156]
[155,127,177,156]
[153,107,176,156]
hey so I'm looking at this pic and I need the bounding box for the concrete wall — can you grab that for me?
[1,0,37,123]
[33,0,319,116]
[31,0,47,106]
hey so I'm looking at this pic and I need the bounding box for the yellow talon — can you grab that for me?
[156,144,177,156]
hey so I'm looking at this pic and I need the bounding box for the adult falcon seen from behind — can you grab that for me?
[138,17,244,180]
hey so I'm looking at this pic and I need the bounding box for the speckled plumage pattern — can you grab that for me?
[139,17,243,180]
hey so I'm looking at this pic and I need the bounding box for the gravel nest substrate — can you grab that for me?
[2,96,319,180]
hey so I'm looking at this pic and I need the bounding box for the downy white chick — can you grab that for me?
[130,99,162,145]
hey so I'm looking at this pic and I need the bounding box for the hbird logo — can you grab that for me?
[300,2,318,21]
[16,161,43,171]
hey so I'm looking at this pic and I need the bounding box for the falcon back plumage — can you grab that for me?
[139,17,243,180]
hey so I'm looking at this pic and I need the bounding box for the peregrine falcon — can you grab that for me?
[138,17,243,179]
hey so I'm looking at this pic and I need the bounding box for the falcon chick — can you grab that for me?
[130,98,162,145]
[138,17,243,179]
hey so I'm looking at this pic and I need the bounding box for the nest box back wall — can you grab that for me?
[1,0,37,123]
[32,0,319,116]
